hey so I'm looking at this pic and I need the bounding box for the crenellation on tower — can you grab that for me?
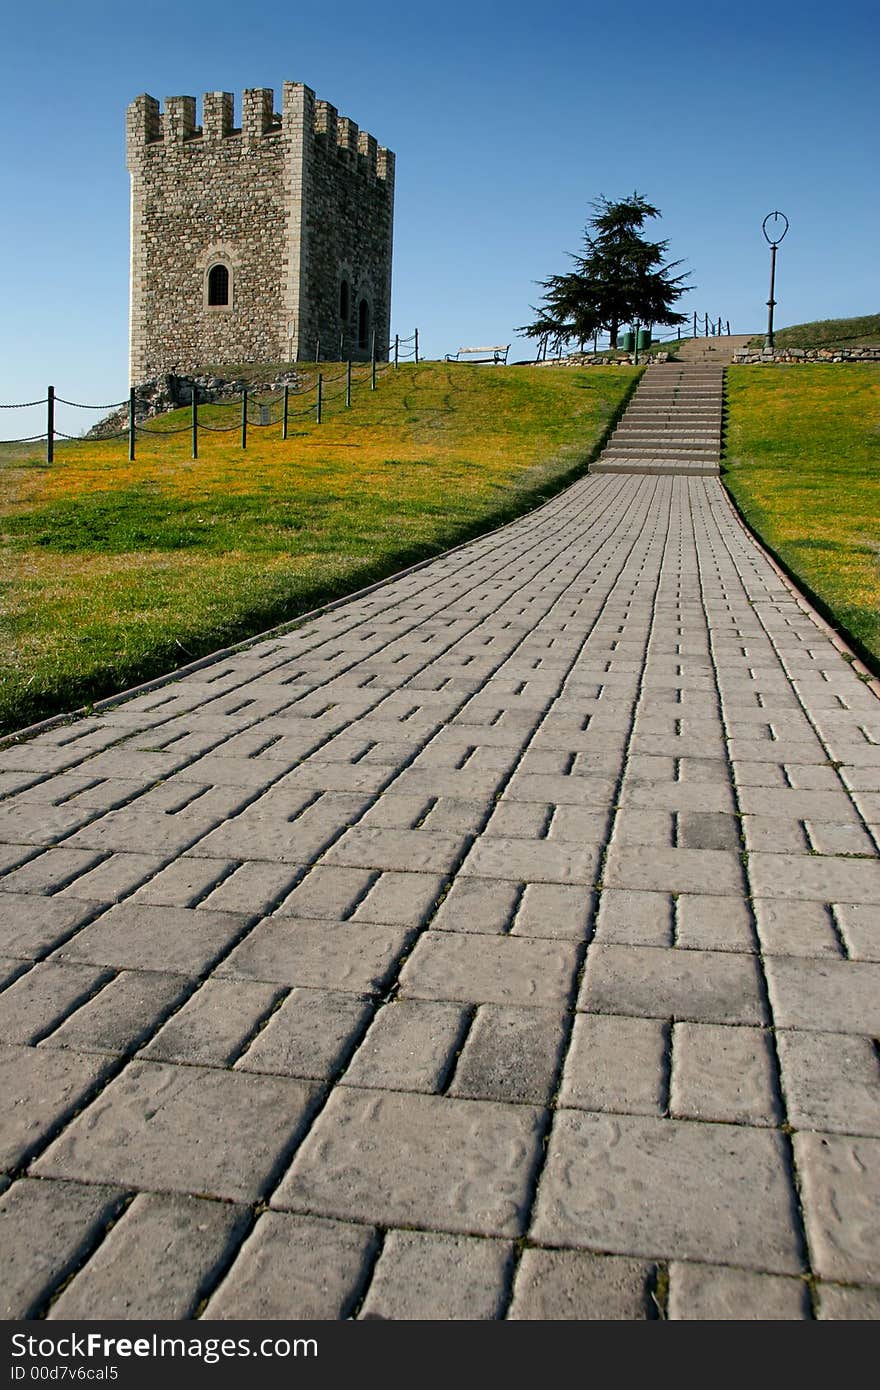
[126,80,394,382]
[126,94,161,148]
[164,96,197,142]
[314,100,338,138]
[202,92,235,140]
[242,87,275,140]
[336,116,359,158]
[376,146,394,185]
[358,130,378,179]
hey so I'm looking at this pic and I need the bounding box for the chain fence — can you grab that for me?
[532,314,734,361]
[0,332,418,461]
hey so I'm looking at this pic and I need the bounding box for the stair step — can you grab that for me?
[592,362,728,476]
[600,450,717,461]
[592,461,720,476]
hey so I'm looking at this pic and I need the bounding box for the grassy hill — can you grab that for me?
[725,363,880,669]
[0,362,639,733]
[748,313,880,351]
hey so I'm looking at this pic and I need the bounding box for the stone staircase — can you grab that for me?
[678,333,754,366]
[591,362,725,477]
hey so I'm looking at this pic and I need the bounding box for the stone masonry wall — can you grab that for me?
[127,83,394,382]
[298,101,395,361]
[733,346,880,364]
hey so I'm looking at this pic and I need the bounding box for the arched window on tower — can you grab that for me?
[207,264,230,307]
[358,298,370,351]
[339,280,350,321]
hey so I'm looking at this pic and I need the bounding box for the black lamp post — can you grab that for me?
[762,211,789,349]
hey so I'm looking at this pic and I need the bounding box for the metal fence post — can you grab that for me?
[282,385,289,440]
[371,332,377,390]
[128,388,136,461]
[316,373,323,424]
[241,388,248,450]
[315,337,320,364]
[191,388,198,460]
[414,328,419,365]
[46,386,54,464]
[394,334,399,369]
[692,311,697,339]
[346,360,352,408]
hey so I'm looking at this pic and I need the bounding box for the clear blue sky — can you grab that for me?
[1,0,877,434]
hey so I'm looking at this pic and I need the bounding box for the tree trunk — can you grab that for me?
[609,319,618,349]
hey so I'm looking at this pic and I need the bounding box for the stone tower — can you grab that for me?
[126,82,395,382]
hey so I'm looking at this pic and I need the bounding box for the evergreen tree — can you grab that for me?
[521,194,691,352]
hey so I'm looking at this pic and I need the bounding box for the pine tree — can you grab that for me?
[521,194,691,352]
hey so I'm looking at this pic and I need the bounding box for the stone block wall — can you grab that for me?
[733,346,880,364]
[127,83,394,383]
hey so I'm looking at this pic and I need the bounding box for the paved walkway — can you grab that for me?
[2,464,879,1319]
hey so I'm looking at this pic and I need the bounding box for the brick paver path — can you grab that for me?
[2,465,879,1319]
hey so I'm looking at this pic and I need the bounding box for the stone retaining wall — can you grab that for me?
[733,346,880,364]
[87,370,306,438]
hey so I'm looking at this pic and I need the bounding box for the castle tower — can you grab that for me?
[126,81,395,382]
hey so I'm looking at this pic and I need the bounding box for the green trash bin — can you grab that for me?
[620,331,635,352]
[637,328,652,351]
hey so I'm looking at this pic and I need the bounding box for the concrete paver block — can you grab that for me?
[580,944,766,1024]
[217,918,410,993]
[431,877,521,934]
[43,970,191,1056]
[532,1110,803,1273]
[834,903,880,961]
[674,893,755,952]
[351,870,446,926]
[0,1044,114,1170]
[1,1178,125,1318]
[400,932,578,1007]
[560,1013,666,1115]
[777,1030,880,1137]
[604,845,744,896]
[667,1261,809,1320]
[50,904,252,976]
[34,1060,317,1203]
[0,962,110,1044]
[794,1132,880,1283]
[0,894,106,961]
[671,1022,781,1126]
[360,1230,512,1320]
[765,956,880,1035]
[508,1248,653,1320]
[272,1087,544,1236]
[48,1192,249,1320]
[593,888,673,947]
[817,1283,880,1319]
[460,837,600,885]
[142,978,281,1066]
[448,1004,566,1105]
[749,852,880,905]
[236,988,372,1079]
[204,1211,375,1320]
[754,900,843,959]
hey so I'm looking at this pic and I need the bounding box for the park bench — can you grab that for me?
[444,344,510,365]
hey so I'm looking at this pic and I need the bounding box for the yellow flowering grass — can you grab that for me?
[0,362,639,732]
[724,364,880,668]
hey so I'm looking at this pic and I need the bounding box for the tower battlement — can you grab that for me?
[127,81,394,382]
[126,85,393,185]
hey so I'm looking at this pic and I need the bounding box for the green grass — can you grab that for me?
[724,364,880,668]
[747,313,880,351]
[0,361,640,733]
